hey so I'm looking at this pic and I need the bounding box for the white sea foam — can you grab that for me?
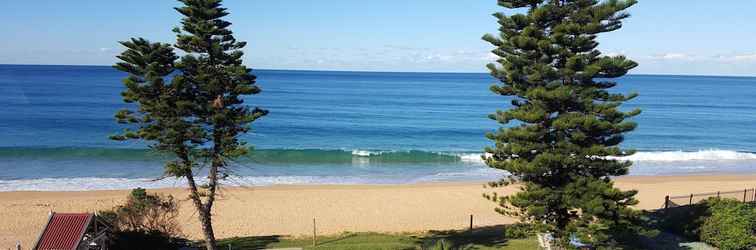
[0,177,178,192]
[0,168,507,191]
[413,167,506,182]
[0,175,375,192]
[458,150,756,163]
[455,153,489,164]
[351,150,384,156]
[3,150,755,191]
[614,150,756,162]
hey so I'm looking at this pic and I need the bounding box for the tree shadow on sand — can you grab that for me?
[417,225,516,249]
[215,235,284,250]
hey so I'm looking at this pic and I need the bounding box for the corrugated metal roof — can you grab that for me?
[35,213,92,250]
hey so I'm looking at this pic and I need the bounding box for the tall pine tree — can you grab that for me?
[482,0,641,246]
[112,1,266,249]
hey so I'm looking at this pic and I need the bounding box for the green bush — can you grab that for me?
[99,188,184,249]
[102,188,181,235]
[504,223,537,239]
[699,198,756,250]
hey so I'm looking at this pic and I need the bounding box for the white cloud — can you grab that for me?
[714,53,756,62]
[633,51,756,76]
[252,44,495,72]
[648,53,693,60]
[643,52,756,63]
[733,54,756,61]
[247,45,756,75]
[603,50,627,57]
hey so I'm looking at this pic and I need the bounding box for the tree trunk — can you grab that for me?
[197,124,223,250]
[198,208,218,250]
[184,170,218,250]
[200,164,219,250]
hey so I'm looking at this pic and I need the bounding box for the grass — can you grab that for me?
[216,226,539,250]
[209,204,745,250]
[202,214,721,250]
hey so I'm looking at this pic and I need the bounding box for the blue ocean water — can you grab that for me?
[1,64,756,191]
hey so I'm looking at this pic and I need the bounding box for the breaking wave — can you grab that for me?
[1,147,755,164]
[1,148,756,191]
[615,149,756,162]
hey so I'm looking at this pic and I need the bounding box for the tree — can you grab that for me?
[112,1,267,249]
[482,0,641,246]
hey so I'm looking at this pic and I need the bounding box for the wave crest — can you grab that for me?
[616,150,756,162]
[1,147,754,165]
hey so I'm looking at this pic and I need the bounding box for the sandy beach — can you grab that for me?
[1,174,755,248]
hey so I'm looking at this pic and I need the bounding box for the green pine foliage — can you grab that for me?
[112,1,265,249]
[699,198,756,250]
[482,0,641,246]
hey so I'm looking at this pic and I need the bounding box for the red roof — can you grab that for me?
[34,213,93,250]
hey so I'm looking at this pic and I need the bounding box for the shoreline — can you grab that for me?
[2,174,755,248]
[2,149,756,192]
[4,169,756,193]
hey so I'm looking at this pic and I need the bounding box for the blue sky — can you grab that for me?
[1,1,755,76]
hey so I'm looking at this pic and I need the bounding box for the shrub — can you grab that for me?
[106,188,181,234]
[699,198,756,250]
[504,223,537,239]
[100,188,183,249]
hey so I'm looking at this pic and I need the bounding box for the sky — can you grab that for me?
[1,1,756,76]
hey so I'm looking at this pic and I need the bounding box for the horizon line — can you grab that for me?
[2,63,756,78]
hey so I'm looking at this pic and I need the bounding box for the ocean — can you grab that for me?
[1,64,756,191]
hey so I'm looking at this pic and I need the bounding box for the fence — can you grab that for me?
[663,188,756,209]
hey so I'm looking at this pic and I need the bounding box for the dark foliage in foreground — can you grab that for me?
[109,230,185,250]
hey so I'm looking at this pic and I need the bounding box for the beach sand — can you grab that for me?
[2,175,755,248]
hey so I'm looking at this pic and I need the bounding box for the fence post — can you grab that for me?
[664,195,669,210]
[469,214,473,231]
[312,218,317,247]
[717,191,720,198]
[689,194,693,205]
[744,189,748,202]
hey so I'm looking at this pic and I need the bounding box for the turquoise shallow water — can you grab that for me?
[1,65,756,190]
